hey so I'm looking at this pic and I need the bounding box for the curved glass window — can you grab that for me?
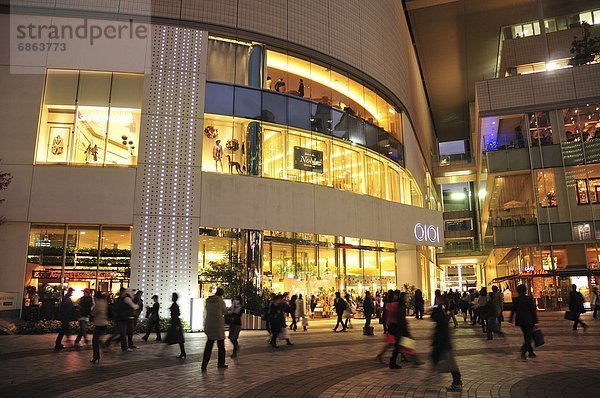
[202,112,421,207]
[207,36,403,142]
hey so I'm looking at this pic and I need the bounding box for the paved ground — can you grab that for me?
[1,311,599,397]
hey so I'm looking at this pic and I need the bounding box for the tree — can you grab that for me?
[569,22,600,66]
[0,162,13,225]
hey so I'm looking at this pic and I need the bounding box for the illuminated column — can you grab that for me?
[131,26,207,320]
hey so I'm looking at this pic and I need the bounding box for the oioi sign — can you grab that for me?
[413,223,440,244]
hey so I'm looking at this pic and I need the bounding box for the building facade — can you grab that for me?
[0,1,442,321]
[473,6,600,308]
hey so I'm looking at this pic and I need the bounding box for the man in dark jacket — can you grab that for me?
[54,287,75,350]
[142,294,161,341]
[332,292,347,332]
[568,284,588,331]
[509,284,538,361]
[363,291,374,333]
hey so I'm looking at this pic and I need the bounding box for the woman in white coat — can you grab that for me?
[295,294,307,331]
[201,287,227,371]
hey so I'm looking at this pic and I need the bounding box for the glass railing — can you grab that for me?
[205,81,404,166]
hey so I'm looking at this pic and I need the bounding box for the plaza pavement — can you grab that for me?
[1,311,599,397]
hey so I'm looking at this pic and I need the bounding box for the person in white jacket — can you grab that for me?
[295,294,307,331]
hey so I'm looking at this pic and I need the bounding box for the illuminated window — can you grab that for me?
[576,178,600,204]
[36,70,142,166]
[202,113,422,207]
[536,169,557,207]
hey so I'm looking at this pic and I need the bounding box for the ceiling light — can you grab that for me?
[450,192,466,200]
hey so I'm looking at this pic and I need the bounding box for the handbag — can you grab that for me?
[564,311,577,321]
[533,328,545,347]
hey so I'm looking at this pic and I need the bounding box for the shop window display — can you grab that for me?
[203,114,420,205]
[24,224,131,320]
[536,169,557,207]
[36,70,142,166]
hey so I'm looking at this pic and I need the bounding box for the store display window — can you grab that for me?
[25,224,132,319]
[576,178,600,204]
[36,69,143,166]
[202,114,420,206]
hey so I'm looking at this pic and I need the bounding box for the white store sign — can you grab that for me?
[0,292,19,311]
[413,223,440,244]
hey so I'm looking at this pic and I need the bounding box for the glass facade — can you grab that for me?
[207,36,403,142]
[199,228,397,315]
[35,70,143,166]
[24,224,132,319]
[202,113,421,205]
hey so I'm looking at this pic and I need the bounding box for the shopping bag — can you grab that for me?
[399,336,417,354]
[564,311,577,321]
[533,328,545,347]
[302,317,308,327]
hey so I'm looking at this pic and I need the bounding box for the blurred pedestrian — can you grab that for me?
[568,284,588,331]
[54,287,75,350]
[202,288,227,371]
[431,300,462,391]
[132,290,144,335]
[363,291,374,335]
[142,294,161,341]
[90,291,109,363]
[164,292,186,359]
[344,293,355,329]
[289,295,298,331]
[509,284,538,361]
[228,295,243,359]
[74,288,93,348]
[413,289,424,319]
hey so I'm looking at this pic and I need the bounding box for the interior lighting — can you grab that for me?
[478,189,487,199]
[545,61,559,71]
[451,258,478,264]
[450,192,466,200]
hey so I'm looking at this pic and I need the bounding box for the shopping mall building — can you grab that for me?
[0,1,443,320]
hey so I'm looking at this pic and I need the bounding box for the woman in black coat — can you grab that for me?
[164,292,186,359]
[509,284,538,361]
[568,284,588,331]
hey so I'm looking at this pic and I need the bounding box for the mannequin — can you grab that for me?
[213,139,224,172]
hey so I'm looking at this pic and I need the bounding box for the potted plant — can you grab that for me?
[569,22,600,66]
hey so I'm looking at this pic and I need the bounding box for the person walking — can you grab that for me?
[310,294,317,318]
[268,294,283,348]
[298,79,305,97]
[228,295,243,359]
[413,289,424,319]
[388,291,409,369]
[202,288,227,371]
[74,288,93,348]
[363,291,374,335]
[431,299,463,391]
[164,292,186,359]
[132,290,144,336]
[486,286,506,340]
[142,294,161,341]
[90,291,109,363]
[459,292,469,323]
[508,284,538,361]
[295,294,307,331]
[289,295,298,331]
[54,287,75,350]
[477,287,488,333]
[332,292,347,332]
[591,286,599,319]
[447,292,459,329]
[344,293,355,329]
[568,284,588,331]
[375,290,400,364]
[107,288,139,352]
